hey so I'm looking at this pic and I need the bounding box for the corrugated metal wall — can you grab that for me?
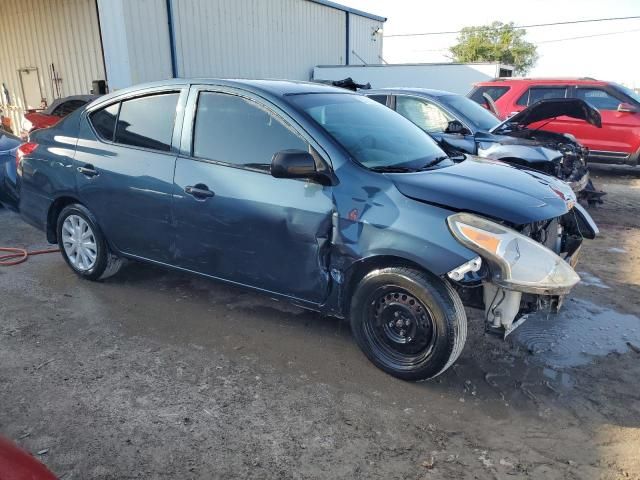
[170,0,347,80]
[0,0,105,132]
[97,0,173,90]
[349,14,384,65]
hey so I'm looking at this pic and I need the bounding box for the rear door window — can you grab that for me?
[469,86,510,104]
[395,96,453,133]
[517,87,567,106]
[575,88,622,110]
[89,103,120,141]
[114,93,179,151]
[192,92,308,169]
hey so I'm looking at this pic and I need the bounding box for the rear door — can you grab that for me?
[171,86,334,304]
[75,87,188,262]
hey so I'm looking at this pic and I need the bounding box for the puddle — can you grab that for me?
[577,271,611,289]
[607,247,627,254]
[511,298,640,368]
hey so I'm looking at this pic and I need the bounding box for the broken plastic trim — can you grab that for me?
[447,256,482,281]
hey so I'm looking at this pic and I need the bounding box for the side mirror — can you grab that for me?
[445,120,469,135]
[618,102,639,113]
[271,149,318,180]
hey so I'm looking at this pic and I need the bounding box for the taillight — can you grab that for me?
[16,142,38,170]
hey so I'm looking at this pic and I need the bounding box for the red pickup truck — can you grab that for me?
[469,78,640,166]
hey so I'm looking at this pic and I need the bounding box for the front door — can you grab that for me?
[75,89,186,262]
[172,88,334,304]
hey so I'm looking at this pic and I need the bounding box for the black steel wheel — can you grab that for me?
[350,267,466,381]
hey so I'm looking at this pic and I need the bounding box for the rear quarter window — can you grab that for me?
[89,103,120,141]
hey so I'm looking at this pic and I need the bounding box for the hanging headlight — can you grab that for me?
[447,213,580,294]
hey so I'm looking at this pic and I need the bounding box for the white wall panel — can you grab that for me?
[171,0,347,81]
[348,14,383,65]
[97,0,173,90]
[0,0,105,131]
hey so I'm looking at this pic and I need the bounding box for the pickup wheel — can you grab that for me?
[56,204,123,281]
[350,267,467,381]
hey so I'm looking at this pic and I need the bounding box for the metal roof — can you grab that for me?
[307,0,386,22]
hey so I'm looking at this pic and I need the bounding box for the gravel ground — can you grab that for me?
[1,166,639,479]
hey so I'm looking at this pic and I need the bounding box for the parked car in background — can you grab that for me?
[0,435,57,480]
[469,78,640,166]
[364,88,604,204]
[0,129,21,210]
[16,79,597,381]
[21,94,98,136]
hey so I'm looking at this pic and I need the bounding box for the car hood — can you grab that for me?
[491,98,602,133]
[391,156,574,225]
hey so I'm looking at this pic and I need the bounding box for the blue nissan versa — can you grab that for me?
[15,80,598,381]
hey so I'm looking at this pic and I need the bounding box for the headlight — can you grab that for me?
[447,213,580,294]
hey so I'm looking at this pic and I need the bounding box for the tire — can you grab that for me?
[56,203,124,281]
[349,267,467,381]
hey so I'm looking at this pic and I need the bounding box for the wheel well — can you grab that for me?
[342,255,437,315]
[46,196,81,243]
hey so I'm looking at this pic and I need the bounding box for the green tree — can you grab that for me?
[449,22,538,75]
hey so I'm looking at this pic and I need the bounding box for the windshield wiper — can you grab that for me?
[369,166,417,173]
[420,155,450,169]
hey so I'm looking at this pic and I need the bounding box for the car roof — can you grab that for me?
[475,78,610,87]
[93,78,353,106]
[364,87,457,98]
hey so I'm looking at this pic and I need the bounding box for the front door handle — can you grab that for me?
[185,184,215,199]
[77,165,99,177]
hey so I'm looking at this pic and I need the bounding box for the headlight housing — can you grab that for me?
[447,213,580,294]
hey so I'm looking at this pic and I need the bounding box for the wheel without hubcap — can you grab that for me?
[350,267,467,381]
[365,288,437,368]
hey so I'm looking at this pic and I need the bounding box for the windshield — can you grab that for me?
[440,94,501,132]
[613,83,640,105]
[288,93,448,170]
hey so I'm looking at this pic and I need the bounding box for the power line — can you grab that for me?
[410,28,640,52]
[536,28,640,44]
[384,15,640,38]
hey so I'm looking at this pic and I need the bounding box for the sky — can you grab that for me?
[338,0,640,88]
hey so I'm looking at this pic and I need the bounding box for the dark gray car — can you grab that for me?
[364,88,604,204]
[16,79,597,381]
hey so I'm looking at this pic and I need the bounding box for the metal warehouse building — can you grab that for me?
[0,0,385,131]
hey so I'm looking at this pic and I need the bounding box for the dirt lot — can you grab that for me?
[1,166,639,480]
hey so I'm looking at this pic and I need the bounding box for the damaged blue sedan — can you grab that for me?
[16,80,597,381]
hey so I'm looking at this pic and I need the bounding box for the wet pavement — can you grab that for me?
[1,166,640,479]
[511,297,640,368]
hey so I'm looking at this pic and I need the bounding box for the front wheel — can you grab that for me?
[57,203,124,281]
[350,267,467,381]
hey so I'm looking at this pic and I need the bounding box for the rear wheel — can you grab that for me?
[350,267,466,381]
[57,204,123,281]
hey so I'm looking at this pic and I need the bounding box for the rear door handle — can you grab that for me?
[77,165,99,177]
[185,184,215,199]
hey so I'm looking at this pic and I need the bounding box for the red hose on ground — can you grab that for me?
[0,247,60,266]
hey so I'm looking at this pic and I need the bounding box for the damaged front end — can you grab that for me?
[446,204,597,337]
[490,98,606,205]
[498,129,604,205]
